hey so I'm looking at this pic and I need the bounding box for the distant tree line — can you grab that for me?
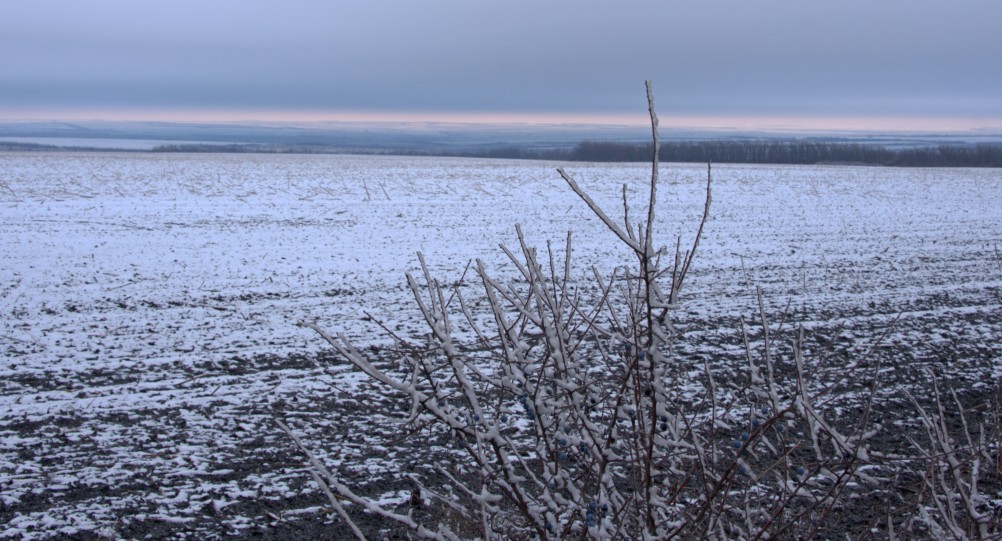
[558,140,1002,167]
[569,140,895,165]
[0,142,57,151]
[0,141,135,152]
[6,138,1002,167]
[394,140,1002,167]
[889,143,1002,167]
[145,140,1002,167]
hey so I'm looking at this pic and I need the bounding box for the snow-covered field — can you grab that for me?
[1,152,1000,539]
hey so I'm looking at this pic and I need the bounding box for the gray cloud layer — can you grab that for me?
[2,0,1000,120]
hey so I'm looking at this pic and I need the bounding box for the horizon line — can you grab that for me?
[2,107,1002,135]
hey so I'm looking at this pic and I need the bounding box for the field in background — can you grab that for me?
[1,152,1000,538]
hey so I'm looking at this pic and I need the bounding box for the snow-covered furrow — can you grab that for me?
[1,152,1001,539]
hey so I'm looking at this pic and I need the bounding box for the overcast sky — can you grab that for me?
[2,0,1000,131]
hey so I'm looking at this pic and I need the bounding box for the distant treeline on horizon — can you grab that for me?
[441,140,1002,168]
[4,139,1001,167]
[154,140,1002,167]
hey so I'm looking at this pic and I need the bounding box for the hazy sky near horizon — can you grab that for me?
[2,0,1000,131]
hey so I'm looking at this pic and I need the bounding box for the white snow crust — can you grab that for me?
[1,151,1000,538]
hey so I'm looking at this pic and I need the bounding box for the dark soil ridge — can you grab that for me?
[2,300,1000,539]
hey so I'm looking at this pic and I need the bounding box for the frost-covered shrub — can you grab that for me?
[288,82,1000,540]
